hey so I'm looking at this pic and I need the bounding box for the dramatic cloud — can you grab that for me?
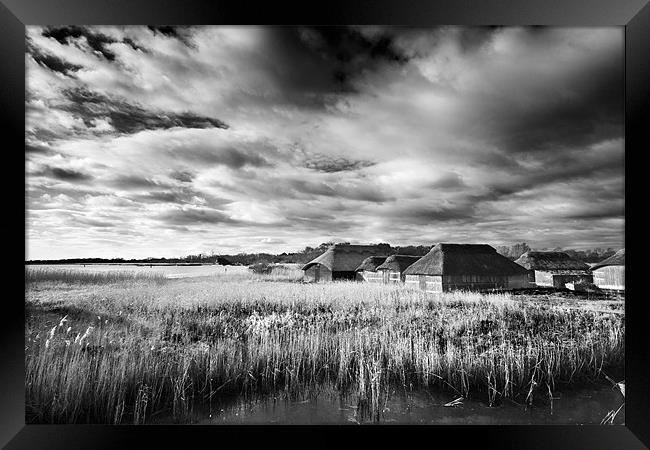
[42,26,120,61]
[25,26,624,260]
[27,42,83,77]
[147,26,195,47]
[60,88,229,135]
[303,154,376,173]
[39,166,94,182]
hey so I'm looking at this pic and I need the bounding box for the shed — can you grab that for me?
[355,256,389,283]
[215,256,233,266]
[403,243,530,292]
[514,251,592,288]
[302,243,391,282]
[375,255,421,284]
[591,249,625,291]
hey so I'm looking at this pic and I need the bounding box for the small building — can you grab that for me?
[403,243,530,292]
[514,251,593,288]
[215,256,233,266]
[591,249,625,291]
[302,243,391,282]
[375,255,421,284]
[355,256,389,283]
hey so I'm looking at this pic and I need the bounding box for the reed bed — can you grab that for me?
[257,266,304,282]
[26,267,167,285]
[25,276,625,423]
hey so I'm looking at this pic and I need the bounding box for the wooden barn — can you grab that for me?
[375,255,421,283]
[591,249,625,291]
[514,251,592,288]
[355,256,388,283]
[302,243,390,282]
[403,243,530,292]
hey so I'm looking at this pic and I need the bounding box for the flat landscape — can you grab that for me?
[24,265,625,424]
[23,24,626,432]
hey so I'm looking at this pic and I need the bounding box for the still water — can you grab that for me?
[200,382,624,425]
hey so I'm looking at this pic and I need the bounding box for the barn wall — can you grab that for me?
[303,265,332,282]
[405,274,419,289]
[534,271,594,288]
[303,267,315,282]
[507,274,531,289]
[593,266,625,290]
[442,274,529,291]
[379,270,403,284]
[424,275,443,292]
[551,274,593,288]
[534,271,555,287]
[332,271,357,281]
[526,270,536,283]
[320,267,333,282]
[405,274,528,291]
[405,274,443,292]
[359,271,383,283]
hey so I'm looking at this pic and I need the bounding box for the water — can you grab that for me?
[200,383,625,425]
[28,263,251,279]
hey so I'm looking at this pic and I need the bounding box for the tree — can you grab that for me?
[496,242,531,260]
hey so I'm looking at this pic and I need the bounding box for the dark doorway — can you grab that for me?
[332,271,357,281]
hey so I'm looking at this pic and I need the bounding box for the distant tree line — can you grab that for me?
[214,242,433,266]
[495,243,532,260]
[495,242,618,263]
[27,242,619,265]
[553,247,618,263]
[26,254,234,265]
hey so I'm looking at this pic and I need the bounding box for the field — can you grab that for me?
[24,266,625,424]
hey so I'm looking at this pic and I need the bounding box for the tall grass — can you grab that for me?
[25,278,625,423]
[256,265,304,282]
[26,267,167,284]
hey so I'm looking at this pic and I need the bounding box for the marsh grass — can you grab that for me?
[25,276,625,424]
[258,266,304,283]
[26,267,167,284]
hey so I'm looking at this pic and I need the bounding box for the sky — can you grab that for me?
[25,26,625,260]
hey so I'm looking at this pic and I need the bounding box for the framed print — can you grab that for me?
[2,0,648,448]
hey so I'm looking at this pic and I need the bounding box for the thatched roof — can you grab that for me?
[355,256,389,272]
[591,249,625,270]
[376,255,421,272]
[514,251,589,271]
[403,243,529,276]
[302,244,389,272]
[215,256,233,266]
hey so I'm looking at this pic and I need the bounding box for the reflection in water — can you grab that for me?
[199,382,624,425]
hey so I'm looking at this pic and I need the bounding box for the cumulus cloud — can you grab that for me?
[25,26,624,259]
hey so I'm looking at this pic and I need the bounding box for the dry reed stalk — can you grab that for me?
[25,277,625,423]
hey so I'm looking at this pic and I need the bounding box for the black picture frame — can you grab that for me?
[2,0,648,448]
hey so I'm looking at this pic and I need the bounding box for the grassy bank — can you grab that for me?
[25,273,624,423]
